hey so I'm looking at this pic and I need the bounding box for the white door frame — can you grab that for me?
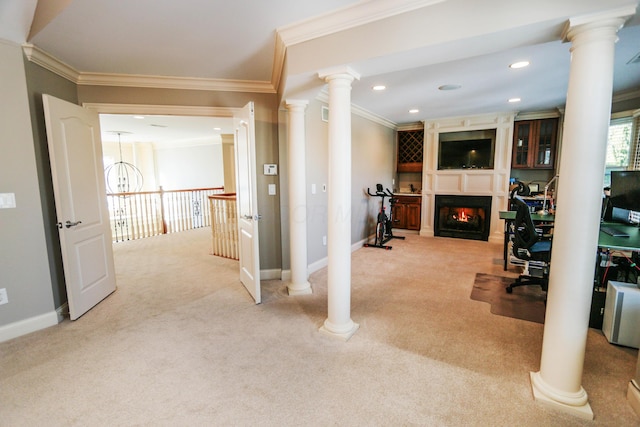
[84,102,254,287]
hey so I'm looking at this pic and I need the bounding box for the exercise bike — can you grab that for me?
[364,184,405,250]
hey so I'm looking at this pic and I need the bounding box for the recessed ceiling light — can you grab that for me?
[508,98,521,103]
[438,84,462,91]
[509,61,530,69]
[372,85,386,91]
[133,115,145,119]
[214,127,222,131]
[409,109,419,114]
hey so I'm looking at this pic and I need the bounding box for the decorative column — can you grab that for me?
[285,99,312,295]
[530,7,635,420]
[318,66,360,340]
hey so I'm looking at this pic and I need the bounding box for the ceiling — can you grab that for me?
[3,0,640,143]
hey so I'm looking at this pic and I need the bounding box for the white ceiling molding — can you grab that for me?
[567,3,637,28]
[271,32,286,92]
[22,43,79,82]
[23,43,276,94]
[514,109,562,121]
[77,72,276,93]
[613,88,640,103]
[82,103,241,118]
[277,0,447,46]
[316,90,397,129]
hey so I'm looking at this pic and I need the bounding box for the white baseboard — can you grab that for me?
[308,257,328,275]
[281,270,291,281]
[307,238,368,275]
[0,310,60,343]
[260,269,282,280]
[56,303,68,322]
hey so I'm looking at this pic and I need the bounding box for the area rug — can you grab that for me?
[470,273,546,324]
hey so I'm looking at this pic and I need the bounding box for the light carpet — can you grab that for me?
[0,228,638,426]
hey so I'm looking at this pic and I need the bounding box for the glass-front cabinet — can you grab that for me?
[511,118,558,169]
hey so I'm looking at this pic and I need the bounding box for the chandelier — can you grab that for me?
[104,131,144,194]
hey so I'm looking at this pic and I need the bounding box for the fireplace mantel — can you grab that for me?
[420,113,515,244]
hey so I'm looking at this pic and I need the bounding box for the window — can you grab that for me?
[603,117,636,187]
[604,114,640,223]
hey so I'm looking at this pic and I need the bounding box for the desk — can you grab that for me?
[500,214,640,269]
[597,222,640,251]
[499,211,554,270]
[594,223,640,329]
[499,213,640,328]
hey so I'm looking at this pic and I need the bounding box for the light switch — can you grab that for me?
[268,184,276,195]
[0,193,16,209]
[311,184,316,194]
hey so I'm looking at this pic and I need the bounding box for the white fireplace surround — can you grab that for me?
[420,113,515,244]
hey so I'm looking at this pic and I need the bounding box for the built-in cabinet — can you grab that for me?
[511,118,558,169]
[397,129,424,172]
[392,196,421,230]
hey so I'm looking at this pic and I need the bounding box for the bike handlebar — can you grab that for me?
[367,187,395,198]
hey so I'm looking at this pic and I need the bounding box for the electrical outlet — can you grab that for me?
[0,288,8,305]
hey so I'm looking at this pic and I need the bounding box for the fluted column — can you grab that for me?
[285,99,312,296]
[530,7,634,420]
[318,66,360,340]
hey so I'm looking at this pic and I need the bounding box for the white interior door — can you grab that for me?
[43,94,116,320]
[234,102,261,303]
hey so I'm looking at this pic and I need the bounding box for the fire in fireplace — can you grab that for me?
[434,195,492,241]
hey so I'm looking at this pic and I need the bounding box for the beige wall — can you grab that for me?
[278,99,396,272]
[0,41,56,330]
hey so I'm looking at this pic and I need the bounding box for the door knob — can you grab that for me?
[65,220,82,228]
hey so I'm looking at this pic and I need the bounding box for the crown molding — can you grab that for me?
[22,43,277,93]
[77,72,276,93]
[515,109,562,121]
[316,90,397,129]
[82,103,240,118]
[22,43,80,82]
[277,0,446,47]
[271,32,286,92]
[613,88,640,103]
[398,122,424,131]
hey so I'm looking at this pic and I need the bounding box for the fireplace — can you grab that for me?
[434,195,492,241]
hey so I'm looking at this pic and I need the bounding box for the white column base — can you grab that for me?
[530,372,593,420]
[287,281,312,296]
[627,381,640,417]
[319,319,359,341]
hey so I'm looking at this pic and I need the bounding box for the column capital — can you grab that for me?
[562,4,636,42]
[318,66,361,82]
[285,99,309,110]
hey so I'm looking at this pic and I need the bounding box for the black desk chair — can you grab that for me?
[506,196,552,294]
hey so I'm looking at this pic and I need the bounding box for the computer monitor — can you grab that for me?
[609,170,640,214]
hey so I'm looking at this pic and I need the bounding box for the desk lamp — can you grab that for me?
[538,175,559,215]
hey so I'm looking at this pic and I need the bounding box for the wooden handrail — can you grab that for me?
[107,187,225,242]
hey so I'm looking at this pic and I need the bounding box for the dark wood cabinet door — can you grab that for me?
[533,119,557,169]
[392,203,407,229]
[512,121,533,168]
[392,196,421,230]
[511,118,558,169]
[406,203,421,230]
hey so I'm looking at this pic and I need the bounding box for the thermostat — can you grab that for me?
[263,164,278,175]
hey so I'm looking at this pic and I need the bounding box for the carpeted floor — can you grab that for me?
[0,228,638,426]
[470,273,546,324]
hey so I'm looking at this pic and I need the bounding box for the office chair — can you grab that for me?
[506,196,552,294]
